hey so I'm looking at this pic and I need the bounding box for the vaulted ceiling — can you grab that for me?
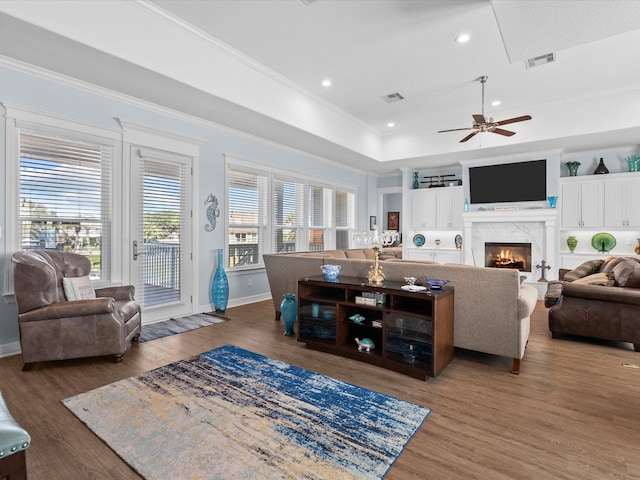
[1,0,640,173]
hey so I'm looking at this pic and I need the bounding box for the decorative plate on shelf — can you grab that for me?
[454,234,463,250]
[412,234,426,247]
[591,232,616,253]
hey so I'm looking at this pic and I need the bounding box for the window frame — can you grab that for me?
[225,156,357,271]
[4,105,123,292]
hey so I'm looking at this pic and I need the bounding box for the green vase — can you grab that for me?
[567,236,578,252]
[565,161,581,176]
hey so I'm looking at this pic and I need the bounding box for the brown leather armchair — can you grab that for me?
[12,250,141,371]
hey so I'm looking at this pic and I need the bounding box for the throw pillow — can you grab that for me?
[563,259,604,282]
[62,276,96,301]
[612,259,640,288]
[572,272,615,286]
[601,257,629,273]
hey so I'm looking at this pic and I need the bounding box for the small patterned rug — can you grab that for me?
[138,312,227,343]
[62,345,430,479]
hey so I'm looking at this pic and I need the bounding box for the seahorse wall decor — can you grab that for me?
[204,193,220,231]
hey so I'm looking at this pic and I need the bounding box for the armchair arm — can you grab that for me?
[95,285,136,301]
[544,281,564,308]
[19,298,116,323]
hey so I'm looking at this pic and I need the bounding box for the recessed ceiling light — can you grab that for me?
[491,100,501,106]
[455,33,470,43]
[321,79,332,87]
[387,122,395,128]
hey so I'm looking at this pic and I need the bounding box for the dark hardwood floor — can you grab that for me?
[1,299,639,479]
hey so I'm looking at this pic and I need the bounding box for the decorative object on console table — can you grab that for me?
[567,236,578,252]
[636,239,640,255]
[593,157,609,174]
[547,196,558,208]
[280,293,297,337]
[387,211,399,231]
[320,264,341,282]
[565,161,581,176]
[412,171,420,189]
[536,260,551,282]
[591,232,616,253]
[212,248,229,313]
[367,227,385,286]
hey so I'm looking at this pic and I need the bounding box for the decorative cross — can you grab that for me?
[536,260,551,282]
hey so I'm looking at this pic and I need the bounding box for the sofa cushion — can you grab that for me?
[563,259,604,281]
[612,259,640,288]
[345,249,367,259]
[572,272,615,286]
[601,257,629,273]
[321,250,347,258]
[62,275,96,300]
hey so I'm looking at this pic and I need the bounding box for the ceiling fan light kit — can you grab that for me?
[438,76,532,142]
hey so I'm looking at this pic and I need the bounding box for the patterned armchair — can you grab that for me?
[11,250,141,371]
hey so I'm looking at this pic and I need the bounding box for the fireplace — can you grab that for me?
[485,242,532,272]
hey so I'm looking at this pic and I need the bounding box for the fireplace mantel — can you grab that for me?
[462,208,559,282]
[463,208,558,224]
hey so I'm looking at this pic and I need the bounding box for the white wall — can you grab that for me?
[0,63,373,353]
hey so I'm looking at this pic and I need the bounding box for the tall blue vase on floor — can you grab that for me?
[280,293,297,337]
[212,248,228,313]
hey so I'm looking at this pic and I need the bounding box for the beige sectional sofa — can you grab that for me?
[263,248,539,374]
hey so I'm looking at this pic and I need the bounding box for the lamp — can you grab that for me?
[367,226,385,286]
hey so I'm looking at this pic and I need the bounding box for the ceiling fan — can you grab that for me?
[438,76,532,143]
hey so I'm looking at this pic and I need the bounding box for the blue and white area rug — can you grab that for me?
[62,345,430,479]
[138,312,227,343]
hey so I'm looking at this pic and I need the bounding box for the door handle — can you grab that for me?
[133,240,146,261]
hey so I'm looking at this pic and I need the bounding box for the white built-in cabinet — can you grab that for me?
[560,178,603,228]
[603,176,640,228]
[561,173,640,229]
[411,186,463,230]
[405,248,463,264]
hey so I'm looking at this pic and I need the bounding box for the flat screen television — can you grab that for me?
[469,159,547,204]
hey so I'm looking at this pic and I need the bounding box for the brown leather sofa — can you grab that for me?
[12,250,142,370]
[544,257,640,352]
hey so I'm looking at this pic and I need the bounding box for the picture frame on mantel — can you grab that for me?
[369,216,377,230]
[388,211,399,231]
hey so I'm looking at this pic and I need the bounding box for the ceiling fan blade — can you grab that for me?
[492,128,516,137]
[472,114,486,124]
[460,130,480,143]
[438,127,474,133]
[496,115,532,126]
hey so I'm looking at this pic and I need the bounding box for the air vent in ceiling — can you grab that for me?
[381,92,405,103]
[300,0,317,5]
[526,52,556,69]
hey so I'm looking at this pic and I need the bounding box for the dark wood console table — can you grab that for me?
[297,276,454,380]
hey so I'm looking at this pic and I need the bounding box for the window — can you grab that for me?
[226,158,357,269]
[5,106,121,289]
[336,189,355,249]
[227,168,268,268]
[308,184,332,251]
[17,132,113,281]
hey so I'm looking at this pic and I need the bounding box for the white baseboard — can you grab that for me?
[0,341,21,359]
[197,293,271,315]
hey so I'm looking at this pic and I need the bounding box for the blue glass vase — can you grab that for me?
[412,172,420,189]
[280,293,297,337]
[212,248,228,313]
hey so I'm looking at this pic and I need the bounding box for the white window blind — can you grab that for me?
[336,189,355,249]
[308,184,333,251]
[136,156,186,308]
[273,176,305,253]
[19,132,112,280]
[227,168,268,267]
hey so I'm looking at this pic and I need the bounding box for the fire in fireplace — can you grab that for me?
[485,242,532,272]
